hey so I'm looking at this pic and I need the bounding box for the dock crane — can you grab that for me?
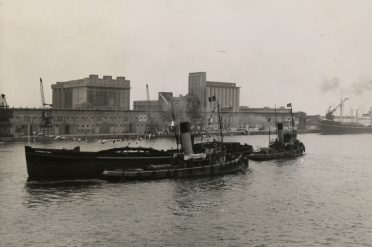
[326,97,349,121]
[144,84,151,135]
[40,78,52,108]
[39,78,53,134]
[146,84,150,102]
[0,94,9,108]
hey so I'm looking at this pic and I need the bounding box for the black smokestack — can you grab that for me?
[180,122,194,155]
[277,123,284,143]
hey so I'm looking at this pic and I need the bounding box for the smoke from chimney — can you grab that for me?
[350,77,372,95]
[319,77,340,93]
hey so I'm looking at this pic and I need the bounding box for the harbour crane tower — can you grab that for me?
[326,97,349,121]
[39,78,53,134]
[0,94,9,108]
[146,84,150,102]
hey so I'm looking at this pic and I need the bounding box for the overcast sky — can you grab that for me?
[1,0,372,115]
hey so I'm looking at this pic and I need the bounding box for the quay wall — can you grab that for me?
[0,107,315,142]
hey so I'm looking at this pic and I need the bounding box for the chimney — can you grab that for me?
[277,123,284,143]
[180,122,194,155]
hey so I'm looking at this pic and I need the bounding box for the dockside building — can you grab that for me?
[52,75,130,110]
[188,72,240,113]
[0,73,311,140]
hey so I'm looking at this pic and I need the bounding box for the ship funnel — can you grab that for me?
[277,123,284,143]
[180,122,194,155]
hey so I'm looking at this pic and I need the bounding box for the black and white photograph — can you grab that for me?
[1,0,372,246]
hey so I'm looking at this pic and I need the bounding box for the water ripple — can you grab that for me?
[1,135,372,246]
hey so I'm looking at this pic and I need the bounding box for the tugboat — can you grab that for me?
[102,122,247,181]
[103,96,248,180]
[248,104,305,161]
[248,123,305,161]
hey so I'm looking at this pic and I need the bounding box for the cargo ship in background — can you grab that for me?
[320,97,372,135]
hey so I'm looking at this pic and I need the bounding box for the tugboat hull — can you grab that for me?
[248,147,304,161]
[103,155,247,181]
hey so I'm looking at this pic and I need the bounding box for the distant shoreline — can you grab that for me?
[0,129,320,142]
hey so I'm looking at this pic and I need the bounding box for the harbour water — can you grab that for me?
[1,134,372,246]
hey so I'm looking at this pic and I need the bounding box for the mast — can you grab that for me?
[145,84,150,136]
[268,118,271,144]
[216,100,224,143]
[287,103,294,155]
[170,99,179,150]
[287,103,295,138]
[207,95,223,143]
[28,122,31,146]
[340,94,343,122]
[274,104,278,137]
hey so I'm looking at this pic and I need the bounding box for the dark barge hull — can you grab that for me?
[320,120,372,135]
[25,142,253,179]
[25,146,175,179]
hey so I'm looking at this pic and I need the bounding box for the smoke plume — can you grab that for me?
[350,77,372,95]
[319,77,340,93]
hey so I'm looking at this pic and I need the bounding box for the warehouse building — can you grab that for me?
[52,75,130,110]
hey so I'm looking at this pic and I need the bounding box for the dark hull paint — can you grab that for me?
[25,142,253,179]
[248,148,304,161]
[320,120,372,135]
[103,155,246,181]
[25,146,174,179]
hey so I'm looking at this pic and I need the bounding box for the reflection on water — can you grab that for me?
[24,180,105,209]
[1,134,372,246]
